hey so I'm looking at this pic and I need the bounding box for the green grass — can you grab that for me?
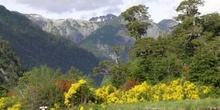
[79,98,220,110]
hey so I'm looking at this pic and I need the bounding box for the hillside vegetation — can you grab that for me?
[0,5,99,73]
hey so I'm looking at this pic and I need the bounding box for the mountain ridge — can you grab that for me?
[25,14,101,44]
[89,14,117,22]
[0,5,99,73]
[24,13,177,61]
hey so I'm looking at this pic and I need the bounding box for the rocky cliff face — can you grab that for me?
[25,14,101,43]
[145,20,161,38]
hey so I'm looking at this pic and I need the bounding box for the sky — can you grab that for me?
[0,0,220,23]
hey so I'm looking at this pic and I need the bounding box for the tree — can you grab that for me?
[187,14,220,87]
[16,66,61,109]
[121,5,150,40]
[189,45,220,87]
[16,65,90,109]
[93,61,113,76]
[200,13,220,38]
[176,0,204,22]
[93,61,128,88]
[0,40,23,86]
[172,0,205,57]
[129,37,167,59]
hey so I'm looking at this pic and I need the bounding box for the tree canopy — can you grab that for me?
[121,5,150,40]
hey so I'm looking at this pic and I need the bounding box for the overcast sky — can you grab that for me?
[0,0,220,23]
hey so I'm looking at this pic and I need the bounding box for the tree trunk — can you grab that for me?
[0,68,9,83]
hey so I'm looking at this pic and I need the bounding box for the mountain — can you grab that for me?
[25,14,101,44]
[0,5,99,73]
[89,14,117,22]
[80,17,167,61]
[80,18,134,61]
[25,13,177,61]
[157,19,178,32]
[80,17,163,61]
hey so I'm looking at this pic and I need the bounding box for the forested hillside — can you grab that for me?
[0,5,99,73]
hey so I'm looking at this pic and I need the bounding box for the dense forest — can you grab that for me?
[0,0,220,109]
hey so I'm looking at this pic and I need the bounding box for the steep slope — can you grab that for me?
[157,19,178,32]
[80,25,132,61]
[80,17,134,61]
[25,14,101,44]
[80,17,162,61]
[0,5,99,73]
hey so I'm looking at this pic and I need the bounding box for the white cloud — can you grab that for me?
[14,0,123,12]
[199,0,220,15]
[146,0,182,22]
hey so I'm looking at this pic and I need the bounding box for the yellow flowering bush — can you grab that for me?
[106,90,124,103]
[79,106,84,110]
[183,81,199,99]
[151,79,200,101]
[95,85,117,103]
[61,78,212,109]
[7,103,21,110]
[100,79,211,104]
[126,81,151,102]
[0,97,21,110]
[0,97,7,109]
[152,83,171,101]
[64,79,93,107]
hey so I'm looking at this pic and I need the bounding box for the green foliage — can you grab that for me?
[129,38,167,58]
[168,12,220,88]
[200,13,220,38]
[16,66,62,109]
[175,0,204,21]
[110,63,128,88]
[189,43,220,87]
[127,58,149,82]
[119,1,220,89]
[126,21,149,39]
[0,40,23,86]
[121,5,149,22]
[15,65,86,109]
[121,5,150,40]
[65,67,84,82]
[93,61,128,88]
[0,85,8,97]
[127,36,183,84]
